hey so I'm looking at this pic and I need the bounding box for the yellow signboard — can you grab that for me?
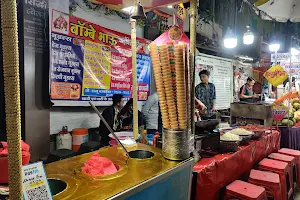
[264,65,288,87]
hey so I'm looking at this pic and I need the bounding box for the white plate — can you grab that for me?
[109,131,134,140]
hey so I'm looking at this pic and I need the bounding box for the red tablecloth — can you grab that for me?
[193,130,280,200]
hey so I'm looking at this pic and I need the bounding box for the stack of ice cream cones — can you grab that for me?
[149,43,190,130]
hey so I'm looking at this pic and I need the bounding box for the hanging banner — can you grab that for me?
[271,52,300,76]
[272,104,288,122]
[264,65,288,87]
[50,10,151,106]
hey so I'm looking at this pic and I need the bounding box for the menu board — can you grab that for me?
[50,10,151,106]
[195,54,233,110]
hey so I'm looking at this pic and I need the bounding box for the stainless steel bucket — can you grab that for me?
[162,129,190,161]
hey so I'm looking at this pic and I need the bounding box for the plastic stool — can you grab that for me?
[258,158,292,200]
[278,148,300,186]
[224,180,267,200]
[268,153,297,196]
[248,169,282,200]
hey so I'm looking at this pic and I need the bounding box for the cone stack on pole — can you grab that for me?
[1,0,22,199]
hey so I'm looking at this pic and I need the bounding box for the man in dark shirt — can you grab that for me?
[99,94,124,146]
[195,70,216,120]
[239,77,259,103]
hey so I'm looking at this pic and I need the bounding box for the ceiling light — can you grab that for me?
[291,48,300,56]
[167,5,173,8]
[223,28,237,49]
[243,26,254,45]
[269,43,280,52]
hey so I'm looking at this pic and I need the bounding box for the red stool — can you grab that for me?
[278,148,300,186]
[224,180,267,200]
[258,158,292,200]
[248,169,282,200]
[268,153,297,196]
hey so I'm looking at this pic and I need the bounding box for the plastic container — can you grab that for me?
[152,132,160,147]
[72,128,88,152]
[162,129,189,161]
[56,126,72,150]
[0,153,30,183]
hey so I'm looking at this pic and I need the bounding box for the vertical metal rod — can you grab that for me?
[288,53,292,128]
[89,102,129,158]
[130,18,139,140]
[190,0,197,137]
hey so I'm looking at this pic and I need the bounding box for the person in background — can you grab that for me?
[195,70,216,120]
[239,77,260,103]
[119,98,143,130]
[99,94,124,146]
[142,92,159,134]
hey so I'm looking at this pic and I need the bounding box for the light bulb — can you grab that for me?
[223,28,237,49]
[243,26,254,45]
[224,38,238,49]
[243,32,254,45]
[291,48,300,56]
[269,44,280,52]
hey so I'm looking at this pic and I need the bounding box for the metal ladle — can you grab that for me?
[89,101,130,158]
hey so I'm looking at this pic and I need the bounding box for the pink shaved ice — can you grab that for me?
[82,153,118,176]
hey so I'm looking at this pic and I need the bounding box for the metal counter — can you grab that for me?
[45,144,193,200]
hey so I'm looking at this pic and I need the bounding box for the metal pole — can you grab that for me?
[130,17,139,140]
[1,0,22,199]
[190,0,197,133]
[288,53,292,127]
[89,102,129,158]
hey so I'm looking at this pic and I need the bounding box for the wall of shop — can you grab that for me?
[23,0,51,161]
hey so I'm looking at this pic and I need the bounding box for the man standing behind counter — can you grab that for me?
[99,94,124,146]
[195,70,216,120]
[239,77,259,103]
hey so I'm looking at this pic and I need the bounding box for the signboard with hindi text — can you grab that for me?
[50,10,151,106]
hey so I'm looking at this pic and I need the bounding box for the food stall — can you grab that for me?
[266,52,300,150]
[191,59,280,200]
[1,0,198,199]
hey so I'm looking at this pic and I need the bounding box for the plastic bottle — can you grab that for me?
[152,132,160,147]
[56,126,72,150]
[72,128,88,152]
[141,129,148,144]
